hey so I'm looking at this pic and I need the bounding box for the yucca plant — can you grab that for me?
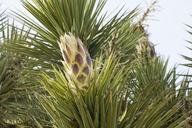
[179,21,192,128]
[0,13,51,127]
[0,11,29,127]
[38,37,188,127]
[6,0,143,68]
[0,0,191,127]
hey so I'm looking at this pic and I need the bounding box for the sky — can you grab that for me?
[1,0,192,72]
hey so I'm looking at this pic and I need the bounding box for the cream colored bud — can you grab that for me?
[136,37,156,58]
[58,33,92,90]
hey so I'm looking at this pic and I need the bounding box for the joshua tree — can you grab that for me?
[0,0,191,127]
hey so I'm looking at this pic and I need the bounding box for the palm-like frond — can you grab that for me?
[38,53,187,128]
[0,15,51,127]
[133,58,175,92]
[182,24,192,68]
[0,11,29,126]
[0,55,43,127]
[5,0,143,71]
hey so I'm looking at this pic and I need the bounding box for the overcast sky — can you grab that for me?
[1,0,192,72]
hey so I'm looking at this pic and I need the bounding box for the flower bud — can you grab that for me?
[136,37,156,58]
[58,33,92,90]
